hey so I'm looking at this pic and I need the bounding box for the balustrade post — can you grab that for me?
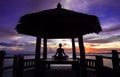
[0,50,6,77]
[95,56,103,77]
[112,50,120,77]
[13,55,18,76]
[14,55,24,77]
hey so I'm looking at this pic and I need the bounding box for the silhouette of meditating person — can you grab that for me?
[53,43,68,60]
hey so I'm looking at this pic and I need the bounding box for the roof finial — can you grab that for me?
[57,2,62,9]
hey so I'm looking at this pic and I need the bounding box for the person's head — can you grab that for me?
[59,43,62,48]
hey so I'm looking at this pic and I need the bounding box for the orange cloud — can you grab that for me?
[10,47,24,51]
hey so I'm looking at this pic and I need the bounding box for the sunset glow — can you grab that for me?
[10,47,24,51]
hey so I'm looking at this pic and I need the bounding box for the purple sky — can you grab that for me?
[0,0,120,53]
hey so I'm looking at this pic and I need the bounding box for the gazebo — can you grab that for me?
[15,3,102,77]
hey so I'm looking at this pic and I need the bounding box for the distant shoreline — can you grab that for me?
[4,50,120,57]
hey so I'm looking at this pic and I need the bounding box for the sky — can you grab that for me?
[0,0,120,54]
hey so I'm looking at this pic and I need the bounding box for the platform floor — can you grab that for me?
[23,66,97,77]
[3,66,114,77]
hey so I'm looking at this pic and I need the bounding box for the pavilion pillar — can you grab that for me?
[78,35,87,77]
[35,37,41,77]
[43,38,47,59]
[35,37,41,60]
[72,38,76,59]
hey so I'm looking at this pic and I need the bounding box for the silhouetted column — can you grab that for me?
[95,56,103,77]
[78,36,87,77]
[0,50,6,77]
[43,38,47,59]
[72,38,76,59]
[13,55,18,76]
[15,55,24,77]
[112,50,119,77]
[35,37,41,77]
[35,37,41,60]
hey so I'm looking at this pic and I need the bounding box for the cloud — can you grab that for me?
[0,40,35,47]
[84,37,111,43]
[84,34,120,44]
[10,47,24,51]
[61,0,112,12]
[23,42,35,46]
[0,25,18,39]
[28,0,60,12]
[61,0,90,12]
[0,41,36,52]
[102,24,120,33]
[0,42,16,47]
[99,23,120,38]
[83,23,120,44]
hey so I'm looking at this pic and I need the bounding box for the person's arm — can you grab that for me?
[63,49,68,57]
[54,49,58,56]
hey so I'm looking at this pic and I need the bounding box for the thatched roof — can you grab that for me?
[15,3,102,38]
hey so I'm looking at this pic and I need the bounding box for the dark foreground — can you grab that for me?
[23,66,96,77]
[3,65,114,77]
[22,66,113,77]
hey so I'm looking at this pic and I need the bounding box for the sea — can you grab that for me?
[2,52,120,77]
